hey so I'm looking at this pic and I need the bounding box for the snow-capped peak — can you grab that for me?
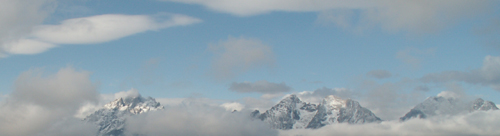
[84,95,164,136]
[322,95,347,108]
[104,98,126,110]
[102,95,164,114]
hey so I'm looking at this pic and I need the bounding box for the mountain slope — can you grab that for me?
[400,96,498,121]
[253,95,381,130]
[84,95,163,136]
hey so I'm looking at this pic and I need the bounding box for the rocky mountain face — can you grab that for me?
[84,95,163,136]
[400,96,499,121]
[252,95,381,130]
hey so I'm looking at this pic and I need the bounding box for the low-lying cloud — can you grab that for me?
[280,110,500,136]
[0,66,99,136]
[125,104,278,136]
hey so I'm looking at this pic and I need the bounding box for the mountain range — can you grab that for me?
[400,96,499,121]
[84,94,498,135]
[251,95,381,129]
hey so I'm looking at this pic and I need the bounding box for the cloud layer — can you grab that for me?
[280,111,500,136]
[125,103,278,136]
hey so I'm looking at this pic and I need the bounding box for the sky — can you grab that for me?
[1,0,500,135]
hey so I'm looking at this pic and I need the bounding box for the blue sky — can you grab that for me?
[1,0,500,105]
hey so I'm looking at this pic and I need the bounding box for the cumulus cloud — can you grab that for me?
[366,70,392,79]
[125,102,278,136]
[0,66,99,136]
[229,80,290,94]
[280,110,500,136]
[422,55,500,91]
[209,36,275,80]
[1,13,201,57]
[161,0,496,33]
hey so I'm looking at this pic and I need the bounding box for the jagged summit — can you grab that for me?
[253,94,381,130]
[103,95,163,114]
[400,96,498,121]
[84,94,163,136]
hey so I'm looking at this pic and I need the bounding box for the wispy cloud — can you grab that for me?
[161,0,497,33]
[208,36,275,80]
[229,80,291,94]
[366,70,392,79]
[0,13,202,58]
[422,55,500,91]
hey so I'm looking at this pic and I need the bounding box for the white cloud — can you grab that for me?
[209,36,275,80]
[1,13,201,57]
[125,101,278,136]
[113,88,140,100]
[280,110,500,136]
[159,0,373,16]
[31,13,201,44]
[229,80,291,94]
[0,66,99,136]
[162,0,496,33]
[0,0,56,57]
[422,55,500,91]
[220,102,244,111]
[1,39,56,55]
[297,87,354,104]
